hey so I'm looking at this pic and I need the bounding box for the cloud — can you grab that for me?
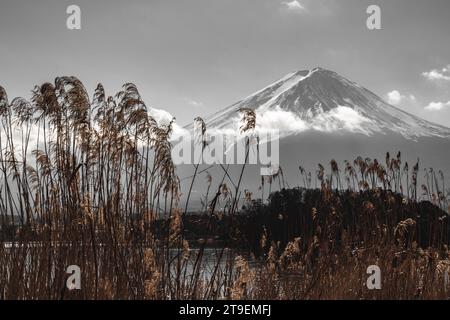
[149,107,174,126]
[256,106,308,132]
[387,90,404,105]
[282,0,305,11]
[424,100,450,111]
[311,106,374,133]
[185,98,203,108]
[386,90,417,106]
[148,107,188,139]
[422,65,450,81]
[203,105,374,141]
[255,106,373,135]
[280,0,337,17]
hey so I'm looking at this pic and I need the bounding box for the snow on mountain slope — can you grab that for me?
[200,67,450,140]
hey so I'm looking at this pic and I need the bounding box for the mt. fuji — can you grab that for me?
[180,68,450,207]
[203,67,450,140]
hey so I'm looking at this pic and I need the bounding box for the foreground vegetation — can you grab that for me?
[0,78,449,299]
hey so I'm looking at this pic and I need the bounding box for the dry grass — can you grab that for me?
[0,78,449,300]
[240,186,450,299]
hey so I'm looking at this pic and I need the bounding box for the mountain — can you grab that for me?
[179,67,450,209]
[202,67,450,140]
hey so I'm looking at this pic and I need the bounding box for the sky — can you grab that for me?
[1,0,450,127]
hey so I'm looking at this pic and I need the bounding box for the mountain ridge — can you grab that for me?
[195,67,450,140]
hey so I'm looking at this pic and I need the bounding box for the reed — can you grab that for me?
[0,78,449,300]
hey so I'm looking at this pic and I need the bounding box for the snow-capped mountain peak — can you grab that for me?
[202,67,450,140]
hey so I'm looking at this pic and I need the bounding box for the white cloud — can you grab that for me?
[256,106,308,133]
[149,107,188,139]
[422,65,450,81]
[149,107,174,126]
[311,106,374,133]
[255,106,373,135]
[282,0,305,11]
[185,98,203,108]
[424,100,450,111]
[387,90,404,105]
[386,90,417,106]
[205,105,374,141]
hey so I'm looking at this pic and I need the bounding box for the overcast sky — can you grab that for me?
[1,0,450,126]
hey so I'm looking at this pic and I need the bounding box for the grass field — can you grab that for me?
[0,79,449,299]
